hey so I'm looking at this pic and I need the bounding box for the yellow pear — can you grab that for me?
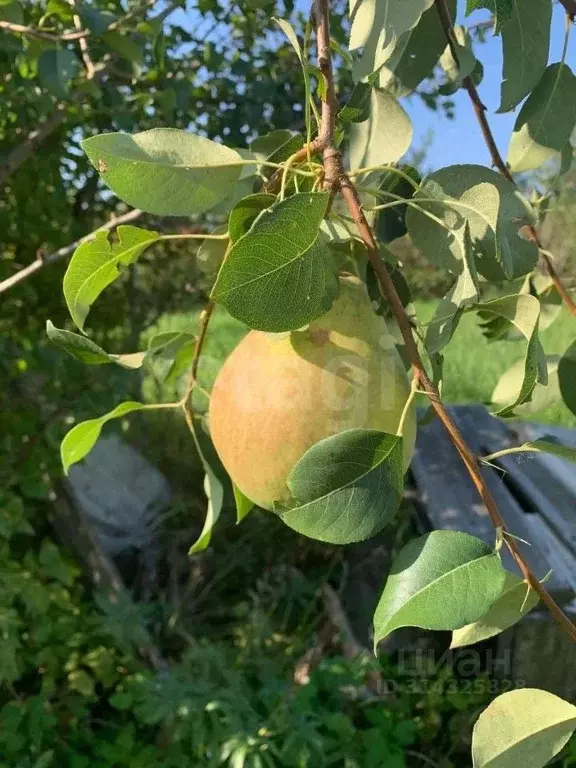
[209,274,416,511]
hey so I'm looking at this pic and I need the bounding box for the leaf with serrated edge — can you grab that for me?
[233,484,254,523]
[64,225,159,331]
[47,320,146,369]
[211,192,338,332]
[451,571,539,648]
[477,294,547,417]
[83,129,243,216]
[559,338,576,418]
[349,0,435,81]
[280,429,404,545]
[349,89,413,171]
[61,402,145,474]
[373,530,506,647]
[508,64,576,173]
[498,0,551,113]
[472,689,576,768]
[406,164,537,282]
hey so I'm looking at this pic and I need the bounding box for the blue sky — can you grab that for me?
[172,1,575,171]
[406,2,576,169]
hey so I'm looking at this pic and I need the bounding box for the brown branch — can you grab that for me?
[313,0,576,644]
[0,208,143,295]
[0,20,88,40]
[68,0,96,80]
[558,0,576,19]
[434,0,576,317]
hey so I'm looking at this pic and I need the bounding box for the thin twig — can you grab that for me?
[181,301,215,433]
[434,0,576,317]
[68,0,96,79]
[0,208,143,295]
[0,20,88,40]
[313,0,576,644]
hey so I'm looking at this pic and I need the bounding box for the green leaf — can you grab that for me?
[406,164,538,281]
[378,0,456,95]
[472,689,576,768]
[425,224,479,354]
[495,438,576,464]
[349,88,413,171]
[476,294,547,417]
[376,165,421,243]
[0,1,23,23]
[197,225,228,276]
[492,355,560,417]
[61,402,145,473]
[38,49,79,98]
[279,429,404,545]
[77,4,116,34]
[102,31,143,70]
[68,669,95,698]
[228,193,276,243]
[559,338,576,417]
[373,530,506,647]
[438,27,478,88]
[188,419,225,554]
[211,192,339,332]
[451,571,539,648]
[250,129,295,160]
[145,331,196,385]
[465,0,513,33]
[46,321,145,368]
[273,18,313,139]
[348,0,435,80]
[83,129,243,216]
[508,64,576,173]
[338,82,372,124]
[63,225,159,331]
[233,484,254,523]
[498,0,551,113]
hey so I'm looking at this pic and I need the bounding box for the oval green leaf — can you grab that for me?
[211,192,339,332]
[228,193,276,243]
[374,530,507,647]
[559,338,576,418]
[61,402,145,474]
[472,688,576,768]
[63,225,159,331]
[83,129,243,216]
[349,88,413,171]
[451,571,539,648]
[508,64,576,173]
[280,429,404,545]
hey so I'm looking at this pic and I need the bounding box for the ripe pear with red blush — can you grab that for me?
[209,274,417,511]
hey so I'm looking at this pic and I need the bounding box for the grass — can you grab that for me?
[142,299,576,429]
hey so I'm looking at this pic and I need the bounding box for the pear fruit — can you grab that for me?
[209,274,416,511]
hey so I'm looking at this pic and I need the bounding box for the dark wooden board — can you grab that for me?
[411,406,572,599]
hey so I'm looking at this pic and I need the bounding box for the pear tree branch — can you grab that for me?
[434,0,576,317]
[313,0,576,644]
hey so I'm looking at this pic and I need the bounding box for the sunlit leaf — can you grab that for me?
[508,64,576,173]
[83,129,243,216]
[188,418,225,554]
[348,0,435,80]
[61,402,145,474]
[498,0,551,113]
[280,429,404,545]
[228,193,276,243]
[349,88,413,170]
[492,355,560,417]
[477,294,547,417]
[211,192,338,332]
[46,321,145,368]
[451,571,539,648]
[406,164,538,281]
[472,689,576,768]
[373,530,506,647]
[233,484,254,523]
[63,225,159,331]
[379,0,456,95]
